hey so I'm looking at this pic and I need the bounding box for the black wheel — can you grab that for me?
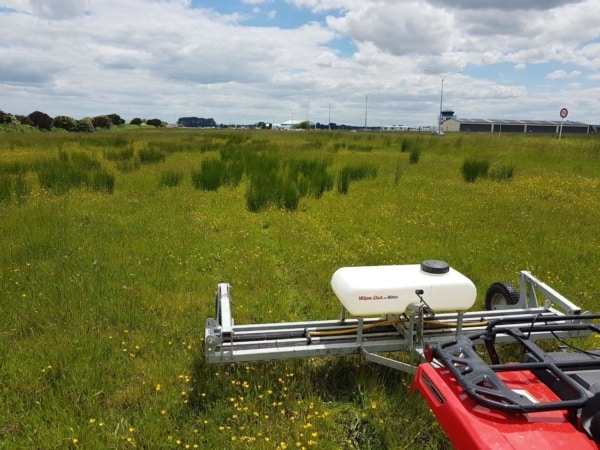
[583,395,600,443]
[590,410,600,443]
[485,282,520,310]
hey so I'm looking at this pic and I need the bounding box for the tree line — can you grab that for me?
[0,109,166,132]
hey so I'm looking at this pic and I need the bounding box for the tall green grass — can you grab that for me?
[408,147,422,164]
[138,147,166,164]
[191,143,335,211]
[37,151,114,194]
[191,159,225,191]
[337,163,377,194]
[1,129,599,448]
[489,164,515,181]
[104,146,134,161]
[0,173,30,204]
[461,158,490,182]
[159,170,184,188]
[462,158,516,182]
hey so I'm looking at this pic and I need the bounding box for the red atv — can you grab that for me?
[412,315,600,449]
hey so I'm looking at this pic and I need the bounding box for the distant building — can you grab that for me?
[177,117,217,128]
[443,118,591,134]
[440,110,456,121]
[273,120,314,130]
[381,125,434,132]
[381,125,410,131]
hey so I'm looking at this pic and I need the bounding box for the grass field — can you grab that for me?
[1,129,599,449]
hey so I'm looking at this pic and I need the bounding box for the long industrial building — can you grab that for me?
[442,117,592,134]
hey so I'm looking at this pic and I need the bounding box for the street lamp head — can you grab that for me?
[424,70,462,79]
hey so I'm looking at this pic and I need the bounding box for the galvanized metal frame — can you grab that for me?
[205,271,591,372]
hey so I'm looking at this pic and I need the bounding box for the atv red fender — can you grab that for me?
[411,318,600,449]
[412,363,599,449]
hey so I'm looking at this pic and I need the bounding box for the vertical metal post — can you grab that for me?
[439,77,444,134]
[356,318,364,344]
[339,305,347,323]
[456,312,464,337]
[364,95,368,131]
[559,118,564,140]
[407,313,415,352]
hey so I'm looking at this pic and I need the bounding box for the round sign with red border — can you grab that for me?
[560,108,568,119]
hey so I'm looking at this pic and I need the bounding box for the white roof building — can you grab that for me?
[273,120,314,130]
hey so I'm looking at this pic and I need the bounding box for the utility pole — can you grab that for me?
[364,95,368,131]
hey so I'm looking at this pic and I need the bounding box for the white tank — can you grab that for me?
[330,261,476,316]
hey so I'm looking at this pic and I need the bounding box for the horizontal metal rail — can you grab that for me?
[518,271,582,314]
[205,308,584,366]
[205,273,592,372]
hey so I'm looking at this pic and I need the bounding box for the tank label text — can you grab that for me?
[358,294,399,301]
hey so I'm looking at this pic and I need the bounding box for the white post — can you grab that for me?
[559,119,564,140]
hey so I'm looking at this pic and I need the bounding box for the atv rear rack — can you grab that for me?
[430,315,600,413]
[412,315,600,448]
[204,267,590,373]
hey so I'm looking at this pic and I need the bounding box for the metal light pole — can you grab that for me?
[424,70,461,134]
[364,95,368,131]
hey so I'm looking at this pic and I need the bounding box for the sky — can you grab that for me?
[1,0,600,127]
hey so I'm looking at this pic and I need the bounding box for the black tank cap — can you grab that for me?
[420,260,450,274]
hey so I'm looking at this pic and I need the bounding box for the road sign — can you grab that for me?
[559,108,568,140]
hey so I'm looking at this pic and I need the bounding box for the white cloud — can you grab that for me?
[326,1,455,56]
[29,0,91,19]
[286,0,354,13]
[0,0,599,125]
[547,69,582,80]
[428,0,585,10]
[243,0,272,4]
